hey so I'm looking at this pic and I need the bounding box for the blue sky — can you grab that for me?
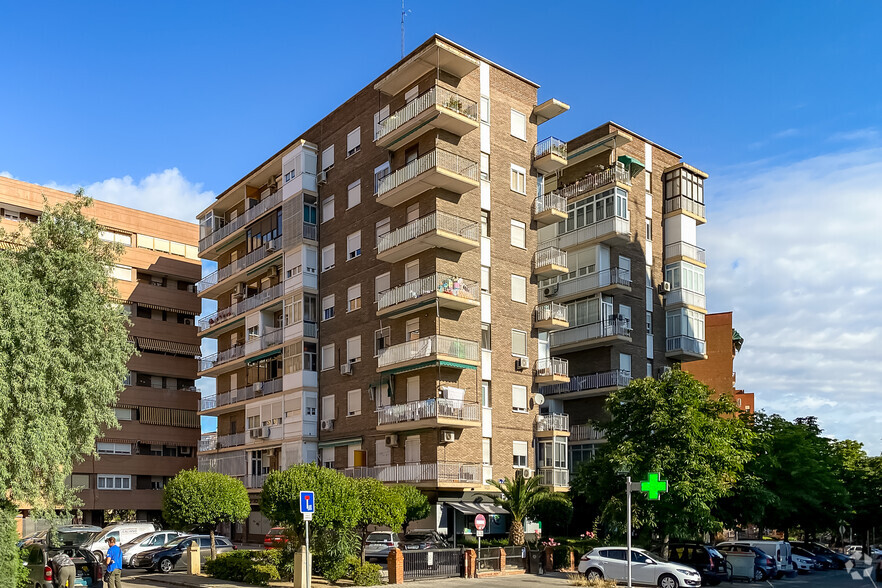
[2,1,881,452]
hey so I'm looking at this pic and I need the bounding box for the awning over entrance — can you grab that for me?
[444,501,507,515]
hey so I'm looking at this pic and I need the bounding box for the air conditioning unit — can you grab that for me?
[521,468,534,479]
[340,363,353,375]
[658,281,671,294]
[320,419,335,431]
[183,318,193,326]
[253,381,263,392]
[440,429,456,444]
[543,285,559,298]
[657,366,672,378]
[268,265,279,278]
[317,170,328,185]
[234,282,246,298]
[261,426,271,438]
[385,434,399,447]
[516,357,530,371]
[265,241,278,253]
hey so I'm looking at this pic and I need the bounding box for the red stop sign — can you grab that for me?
[475,514,486,530]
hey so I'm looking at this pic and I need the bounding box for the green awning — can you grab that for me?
[245,349,282,365]
[381,360,478,375]
[617,155,645,177]
[318,437,363,449]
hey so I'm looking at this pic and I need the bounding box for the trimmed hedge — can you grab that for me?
[204,550,281,586]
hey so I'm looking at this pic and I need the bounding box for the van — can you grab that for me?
[730,540,793,577]
[83,522,159,559]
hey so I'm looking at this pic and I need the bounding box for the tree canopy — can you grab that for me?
[485,474,547,545]
[354,478,405,560]
[391,484,431,533]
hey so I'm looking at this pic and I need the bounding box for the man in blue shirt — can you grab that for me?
[105,536,123,587]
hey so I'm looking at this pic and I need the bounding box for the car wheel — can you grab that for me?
[586,568,603,581]
[658,573,679,588]
[754,567,767,581]
[159,557,174,573]
[93,550,103,560]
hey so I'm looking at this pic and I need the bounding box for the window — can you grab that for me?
[347,284,362,312]
[321,447,335,469]
[481,210,490,237]
[511,329,527,357]
[666,308,706,340]
[347,180,361,209]
[374,162,391,193]
[481,323,492,350]
[665,262,705,294]
[321,244,335,272]
[482,381,490,407]
[347,231,362,260]
[347,389,362,416]
[374,327,390,356]
[346,127,361,156]
[558,187,629,235]
[321,295,335,321]
[619,304,631,328]
[510,164,526,194]
[321,344,335,371]
[406,318,420,341]
[482,438,491,465]
[620,353,632,376]
[321,394,335,422]
[100,229,132,246]
[512,385,527,413]
[480,152,490,181]
[114,407,134,421]
[97,442,131,455]
[404,259,419,282]
[375,217,390,246]
[112,265,133,281]
[480,96,490,123]
[510,219,526,248]
[406,376,420,402]
[481,266,490,293]
[346,335,361,363]
[512,441,528,468]
[375,272,390,302]
[97,475,131,490]
[321,196,334,223]
[406,203,419,223]
[510,109,526,141]
[645,218,652,240]
[511,274,527,304]
[321,145,334,171]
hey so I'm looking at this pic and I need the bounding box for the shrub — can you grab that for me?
[461,536,509,548]
[350,559,382,586]
[552,545,578,570]
[204,551,281,586]
[533,493,574,536]
[566,572,618,587]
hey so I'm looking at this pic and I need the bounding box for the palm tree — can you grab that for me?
[486,473,548,545]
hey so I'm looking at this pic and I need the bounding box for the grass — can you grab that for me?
[566,572,618,587]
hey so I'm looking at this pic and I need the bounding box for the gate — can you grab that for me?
[476,547,500,572]
[402,548,463,581]
[502,545,526,571]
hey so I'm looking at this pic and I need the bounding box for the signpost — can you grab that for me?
[475,514,486,552]
[300,491,315,588]
[623,473,669,588]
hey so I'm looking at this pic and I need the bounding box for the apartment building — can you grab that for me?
[195,35,709,537]
[0,177,202,525]
[684,312,754,413]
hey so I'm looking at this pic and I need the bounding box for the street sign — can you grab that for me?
[476,530,484,537]
[640,473,668,500]
[474,514,486,530]
[300,491,316,588]
[300,490,315,514]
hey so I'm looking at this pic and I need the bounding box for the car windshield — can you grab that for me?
[126,532,153,546]
[53,531,95,546]
[367,533,390,542]
[268,528,284,536]
[164,537,189,548]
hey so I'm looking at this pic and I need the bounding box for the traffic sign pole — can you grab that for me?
[305,518,310,588]
[626,475,632,588]
[474,514,486,555]
[300,491,315,588]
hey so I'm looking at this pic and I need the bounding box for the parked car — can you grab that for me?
[715,543,777,581]
[84,522,159,560]
[264,527,289,549]
[121,530,186,567]
[720,540,792,577]
[791,546,823,569]
[17,530,48,548]
[665,542,728,585]
[17,525,101,549]
[131,534,235,573]
[21,544,104,588]
[578,547,703,588]
[400,530,448,550]
[790,541,849,569]
[365,531,401,562]
[791,552,815,573]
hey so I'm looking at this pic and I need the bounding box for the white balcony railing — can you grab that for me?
[199,328,283,372]
[200,396,217,411]
[199,450,246,476]
[533,192,568,217]
[377,335,479,369]
[339,462,482,484]
[536,413,569,433]
[664,241,706,264]
[197,238,282,293]
[664,196,705,219]
[215,432,246,449]
[378,273,479,312]
[541,215,630,251]
[199,191,283,252]
[303,222,317,241]
[376,148,478,197]
[549,318,632,348]
[666,335,706,355]
[540,369,631,397]
[377,398,480,426]
[535,302,567,323]
[666,288,706,309]
[533,137,567,160]
[541,267,631,301]
[535,247,567,269]
[570,423,606,442]
[538,468,569,488]
[377,86,478,141]
[212,378,283,409]
[245,473,269,489]
[198,283,284,331]
[377,211,479,254]
[535,357,569,378]
[550,163,631,201]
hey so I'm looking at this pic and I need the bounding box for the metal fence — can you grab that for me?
[476,547,500,572]
[502,546,527,571]
[402,548,463,581]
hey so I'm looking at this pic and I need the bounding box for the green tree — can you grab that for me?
[354,479,405,561]
[485,474,548,545]
[572,370,753,553]
[162,470,251,559]
[0,195,133,582]
[391,485,430,533]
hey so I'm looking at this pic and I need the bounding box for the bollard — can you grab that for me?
[186,541,201,574]
[498,547,506,571]
[294,545,310,588]
[387,548,404,584]
[464,549,476,578]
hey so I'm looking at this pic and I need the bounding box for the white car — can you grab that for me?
[121,530,185,567]
[578,546,702,588]
[792,553,815,573]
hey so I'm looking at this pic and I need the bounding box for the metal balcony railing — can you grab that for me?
[245,474,269,489]
[539,369,631,397]
[538,468,569,488]
[535,357,569,378]
[540,267,631,301]
[377,211,479,254]
[542,215,630,250]
[198,283,284,331]
[376,149,478,197]
[217,432,246,449]
[197,237,282,293]
[199,191,282,252]
[536,413,569,433]
[377,335,479,369]
[200,396,217,411]
[535,247,567,270]
[377,86,478,141]
[198,450,246,476]
[378,273,479,311]
[550,163,631,201]
[303,321,318,339]
[549,318,632,348]
[570,423,606,441]
[533,137,567,160]
[339,462,482,484]
[303,222,317,241]
[533,192,568,217]
[377,398,480,426]
[664,241,706,264]
[212,378,283,409]
[534,302,567,323]
[666,335,706,355]
[664,196,705,219]
[198,327,283,371]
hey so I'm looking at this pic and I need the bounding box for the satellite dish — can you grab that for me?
[534,393,545,406]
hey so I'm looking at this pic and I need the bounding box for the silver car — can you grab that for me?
[365,532,400,562]
[121,530,185,567]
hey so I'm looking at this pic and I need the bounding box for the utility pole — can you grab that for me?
[626,474,633,588]
[400,0,406,59]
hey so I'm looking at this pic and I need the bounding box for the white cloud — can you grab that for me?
[45,168,214,223]
[829,128,879,143]
[705,147,882,456]
[0,171,14,179]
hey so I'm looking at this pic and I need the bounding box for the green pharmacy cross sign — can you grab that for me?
[640,472,668,500]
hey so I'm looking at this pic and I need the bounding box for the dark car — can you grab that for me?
[790,541,849,569]
[715,543,777,582]
[400,530,449,550]
[666,542,728,585]
[21,544,104,588]
[131,535,234,573]
[264,527,289,550]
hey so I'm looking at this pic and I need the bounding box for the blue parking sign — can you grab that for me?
[300,490,315,514]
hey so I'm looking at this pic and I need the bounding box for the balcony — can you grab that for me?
[377,211,479,263]
[378,273,479,318]
[550,163,631,201]
[303,222,317,242]
[197,237,283,296]
[199,432,246,452]
[665,240,706,266]
[533,137,567,174]
[538,468,569,489]
[535,413,569,438]
[540,267,631,303]
[376,86,479,149]
[570,423,606,442]
[534,358,569,385]
[377,335,479,373]
[246,424,283,445]
[549,318,632,352]
[533,193,568,227]
[199,378,284,415]
[340,461,483,487]
[666,335,707,361]
[539,369,630,399]
[198,328,284,375]
[665,288,706,310]
[541,215,630,251]
[534,302,569,330]
[199,191,282,255]
[374,37,479,96]
[663,196,706,224]
[376,398,481,432]
[245,473,269,489]
[198,283,284,334]
[533,247,568,278]
[376,148,479,208]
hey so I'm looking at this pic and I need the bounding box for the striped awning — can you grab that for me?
[134,337,201,356]
[245,349,282,365]
[135,301,196,316]
[318,437,363,449]
[444,501,507,515]
[139,406,199,428]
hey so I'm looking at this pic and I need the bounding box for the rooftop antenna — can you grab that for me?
[401,0,411,58]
